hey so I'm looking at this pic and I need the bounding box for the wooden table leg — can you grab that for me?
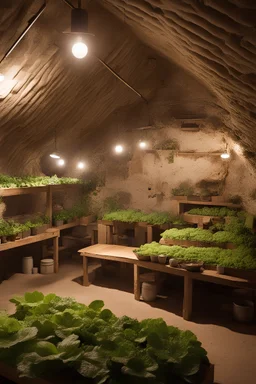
[147,225,153,243]
[183,275,193,320]
[83,256,89,286]
[106,225,113,244]
[134,264,140,300]
[53,236,59,273]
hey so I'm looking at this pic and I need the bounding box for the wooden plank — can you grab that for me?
[0,186,48,196]
[46,185,52,223]
[53,220,80,230]
[97,224,108,244]
[106,225,113,244]
[179,200,241,208]
[177,152,223,156]
[147,225,153,243]
[183,275,193,320]
[53,236,59,273]
[0,230,59,252]
[83,256,89,286]
[134,264,141,300]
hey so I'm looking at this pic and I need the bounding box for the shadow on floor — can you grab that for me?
[73,267,256,336]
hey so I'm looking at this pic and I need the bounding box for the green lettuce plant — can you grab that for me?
[0,174,83,189]
[187,207,238,217]
[103,209,184,225]
[0,292,209,383]
[134,242,256,270]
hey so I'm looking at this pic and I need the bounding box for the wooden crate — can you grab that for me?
[0,363,214,384]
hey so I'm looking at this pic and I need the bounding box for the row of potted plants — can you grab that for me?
[0,215,50,244]
[53,202,93,227]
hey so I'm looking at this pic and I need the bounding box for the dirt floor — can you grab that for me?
[0,260,256,384]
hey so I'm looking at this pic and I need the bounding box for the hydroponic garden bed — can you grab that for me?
[0,292,213,384]
[0,174,82,189]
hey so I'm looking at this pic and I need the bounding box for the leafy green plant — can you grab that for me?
[102,210,184,225]
[0,174,82,189]
[187,207,238,217]
[134,242,256,270]
[172,182,194,197]
[0,292,209,383]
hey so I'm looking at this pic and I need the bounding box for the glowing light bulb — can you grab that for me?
[72,42,88,59]
[0,74,5,82]
[221,152,230,159]
[50,152,60,159]
[57,159,65,166]
[115,145,123,154]
[139,141,147,149]
[77,161,85,169]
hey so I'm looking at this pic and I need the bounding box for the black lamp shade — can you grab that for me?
[71,8,88,33]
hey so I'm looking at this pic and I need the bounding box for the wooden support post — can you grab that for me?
[106,225,113,244]
[46,185,53,223]
[53,236,59,273]
[98,223,107,243]
[147,225,153,243]
[183,275,193,320]
[83,256,89,286]
[42,244,48,259]
[134,264,140,300]
[134,225,146,246]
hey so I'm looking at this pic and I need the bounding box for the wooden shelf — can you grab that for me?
[0,184,82,197]
[53,220,80,230]
[0,186,48,196]
[178,200,241,208]
[0,228,59,252]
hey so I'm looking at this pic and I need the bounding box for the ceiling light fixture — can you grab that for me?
[50,128,61,159]
[138,141,147,149]
[115,145,124,154]
[72,41,88,59]
[77,161,85,169]
[221,152,230,159]
[57,159,65,166]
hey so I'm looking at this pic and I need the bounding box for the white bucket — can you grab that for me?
[22,256,33,274]
[233,300,254,323]
[142,282,157,302]
[40,258,54,274]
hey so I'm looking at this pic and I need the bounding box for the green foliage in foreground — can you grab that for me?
[161,227,255,247]
[103,210,185,225]
[187,207,238,217]
[134,242,256,270]
[0,292,209,383]
[0,174,82,188]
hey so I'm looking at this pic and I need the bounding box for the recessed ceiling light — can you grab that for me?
[114,145,124,154]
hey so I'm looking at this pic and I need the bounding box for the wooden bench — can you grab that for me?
[79,244,252,321]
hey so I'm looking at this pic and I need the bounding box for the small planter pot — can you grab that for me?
[169,258,179,267]
[233,300,254,323]
[150,255,159,263]
[158,255,167,264]
[7,234,16,242]
[54,220,64,227]
[16,232,23,240]
[216,265,225,274]
[1,236,7,243]
[133,252,150,261]
[31,225,46,236]
[22,229,31,238]
[142,282,157,302]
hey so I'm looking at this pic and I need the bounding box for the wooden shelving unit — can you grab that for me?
[0,184,92,273]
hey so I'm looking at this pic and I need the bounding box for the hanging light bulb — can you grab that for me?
[72,41,88,59]
[57,159,65,166]
[138,141,147,149]
[221,152,230,159]
[0,74,5,82]
[77,161,85,169]
[115,145,124,154]
[50,129,61,159]
[50,152,61,159]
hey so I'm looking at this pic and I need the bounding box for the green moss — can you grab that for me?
[172,182,194,196]
[134,242,256,270]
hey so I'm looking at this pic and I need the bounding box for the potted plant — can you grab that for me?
[158,254,167,264]
[53,211,66,226]
[171,182,194,201]
[29,217,47,235]
[22,222,32,238]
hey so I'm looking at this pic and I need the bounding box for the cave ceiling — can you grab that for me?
[0,0,255,173]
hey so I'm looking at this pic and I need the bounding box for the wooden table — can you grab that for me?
[79,244,251,321]
[0,228,60,272]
